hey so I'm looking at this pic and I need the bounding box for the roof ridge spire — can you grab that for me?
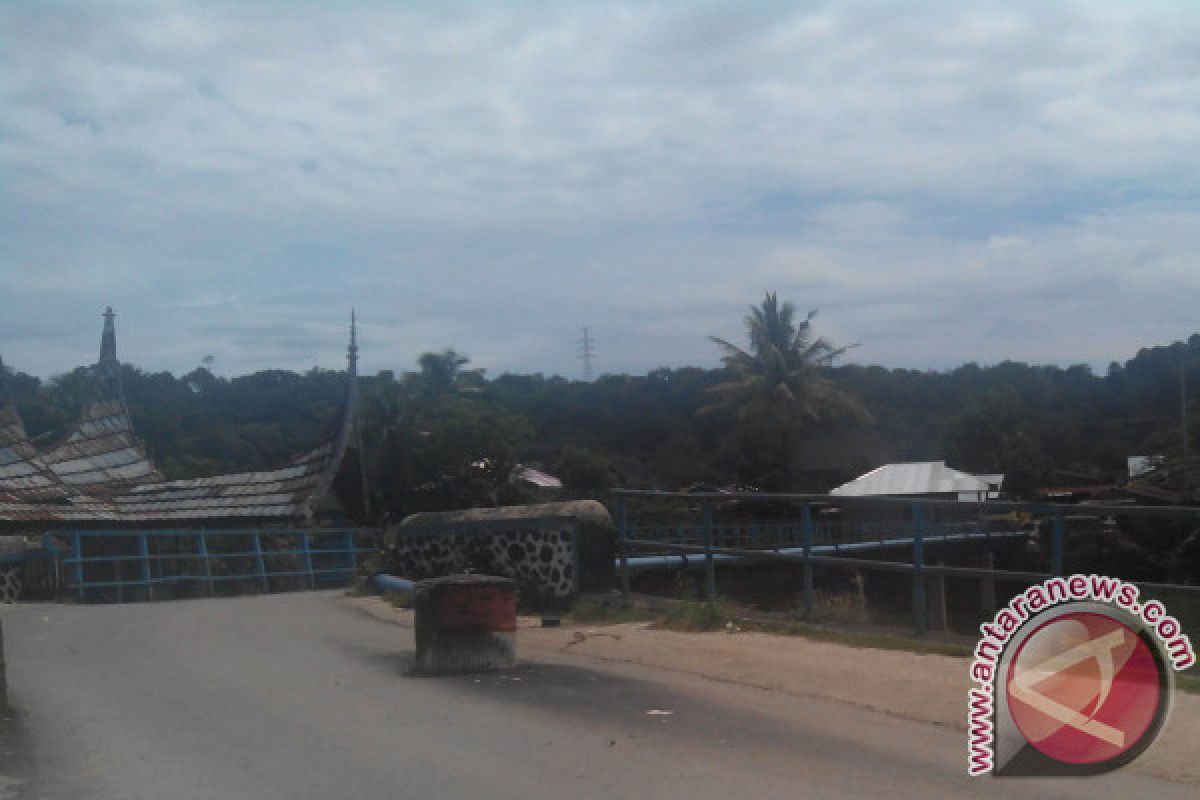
[0,353,12,408]
[347,309,358,377]
[302,312,362,519]
[100,306,117,364]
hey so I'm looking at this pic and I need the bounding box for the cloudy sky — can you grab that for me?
[2,1,1198,379]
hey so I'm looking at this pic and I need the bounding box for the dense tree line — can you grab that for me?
[3,304,1197,519]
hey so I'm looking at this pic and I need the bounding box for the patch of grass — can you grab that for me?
[345,578,375,597]
[568,596,660,624]
[803,588,869,624]
[1177,673,1200,695]
[574,594,1200,675]
[656,598,741,632]
[576,593,969,656]
[384,588,413,609]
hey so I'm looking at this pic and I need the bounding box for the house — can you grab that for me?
[831,461,1003,502]
[828,461,1005,527]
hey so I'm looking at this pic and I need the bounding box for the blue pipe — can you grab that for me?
[618,530,1029,573]
[375,573,415,593]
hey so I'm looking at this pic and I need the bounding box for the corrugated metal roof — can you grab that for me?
[830,461,997,497]
[513,465,563,489]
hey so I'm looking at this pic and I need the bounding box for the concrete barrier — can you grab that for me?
[413,575,516,674]
[0,616,6,708]
[388,500,616,609]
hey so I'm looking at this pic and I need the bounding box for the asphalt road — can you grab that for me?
[0,591,1193,800]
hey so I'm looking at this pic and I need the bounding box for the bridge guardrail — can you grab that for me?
[57,528,380,603]
[610,490,1200,635]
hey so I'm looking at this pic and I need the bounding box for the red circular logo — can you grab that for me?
[1006,611,1164,766]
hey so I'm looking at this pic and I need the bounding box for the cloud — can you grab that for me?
[1,1,1197,379]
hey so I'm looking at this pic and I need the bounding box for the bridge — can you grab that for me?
[611,489,1200,635]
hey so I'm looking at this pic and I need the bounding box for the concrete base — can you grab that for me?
[414,629,516,674]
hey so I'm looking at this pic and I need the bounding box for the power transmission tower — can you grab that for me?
[578,327,596,381]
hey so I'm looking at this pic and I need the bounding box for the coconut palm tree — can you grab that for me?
[703,292,870,488]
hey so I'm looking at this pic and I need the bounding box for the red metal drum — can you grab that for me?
[413,575,517,674]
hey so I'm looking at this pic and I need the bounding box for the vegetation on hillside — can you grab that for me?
[3,296,1198,519]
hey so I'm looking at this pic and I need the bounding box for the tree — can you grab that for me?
[554,445,619,492]
[702,292,870,489]
[360,351,534,514]
[414,349,484,400]
[942,393,1052,498]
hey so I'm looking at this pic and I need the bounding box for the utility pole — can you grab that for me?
[1183,346,1191,456]
[577,327,595,381]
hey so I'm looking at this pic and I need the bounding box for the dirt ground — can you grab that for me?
[350,595,1200,785]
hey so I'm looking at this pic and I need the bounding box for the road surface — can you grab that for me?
[0,591,1192,799]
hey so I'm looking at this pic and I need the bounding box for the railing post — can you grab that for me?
[344,530,356,570]
[252,533,268,592]
[702,500,716,603]
[912,504,927,636]
[616,497,631,601]
[197,533,215,597]
[980,550,996,615]
[1051,514,1065,577]
[928,559,948,631]
[801,503,815,620]
[71,533,84,604]
[301,531,315,589]
[114,535,123,605]
[138,534,152,601]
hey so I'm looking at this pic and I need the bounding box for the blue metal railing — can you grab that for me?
[611,489,1200,635]
[58,528,380,603]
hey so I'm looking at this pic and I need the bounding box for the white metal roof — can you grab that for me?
[830,461,997,497]
[513,465,563,489]
[1127,455,1163,478]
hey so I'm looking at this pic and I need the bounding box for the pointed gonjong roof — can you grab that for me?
[0,355,77,501]
[0,355,117,523]
[37,308,164,496]
[0,311,363,528]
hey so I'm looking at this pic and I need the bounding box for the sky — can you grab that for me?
[2,1,1198,380]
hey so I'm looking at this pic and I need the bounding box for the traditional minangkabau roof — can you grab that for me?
[105,315,361,522]
[0,356,72,501]
[37,308,164,496]
[0,355,119,523]
[0,310,362,528]
[109,442,346,521]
